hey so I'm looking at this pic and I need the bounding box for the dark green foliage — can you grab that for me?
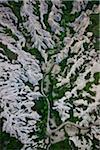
[43,0,52,32]
[3,27,18,41]
[34,98,48,140]
[8,1,23,23]
[0,132,23,150]
[32,0,40,16]
[84,82,93,92]
[93,72,100,85]
[51,109,62,126]
[0,0,99,150]
[0,42,18,61]
[86,0,100,10]
[50,138,72,150]
[69,109,79,123]
[91,137,100,150]
[89,14,99,37]
[25,48,44,62]
[87,13,99,50]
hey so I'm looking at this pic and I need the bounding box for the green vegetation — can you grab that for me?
[0,132,23,150]
[87,13,100,50]
[50,138,72,150]
[0,42,18,61]
[0,0,99,149]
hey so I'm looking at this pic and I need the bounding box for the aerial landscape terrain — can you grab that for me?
[0,0,100,149]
